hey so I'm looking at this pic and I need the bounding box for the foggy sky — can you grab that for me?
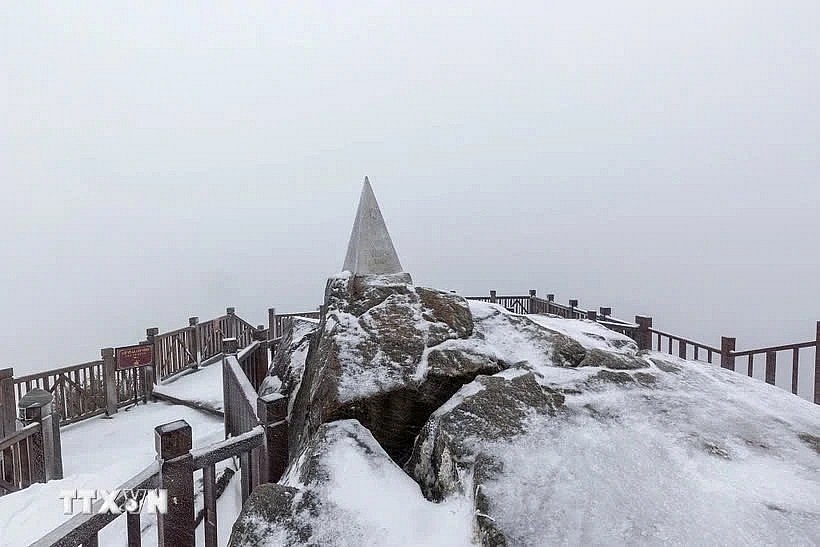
[2,2,818,399]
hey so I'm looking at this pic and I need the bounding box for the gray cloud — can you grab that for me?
[2,2,818,398]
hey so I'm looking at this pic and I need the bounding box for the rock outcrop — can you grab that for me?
[286,273,502,465]
[242,277,820,547]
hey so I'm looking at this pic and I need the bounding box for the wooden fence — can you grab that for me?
[0,379,63,497]
[468,290,820,405]
[32,340,288,547]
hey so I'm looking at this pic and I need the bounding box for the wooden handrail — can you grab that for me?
[30,462,159,547]
[731,340,815,358]
[14,361,103,384]
[648,328,721,353]
[191,426,264,471]
[0,422,40,452]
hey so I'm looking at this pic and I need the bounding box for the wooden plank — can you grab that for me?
[28,425,46,484]
[0,423,41,452]
[732,340,815,358]
[765,351,776,385]
[126,511,141,547]
[748,355,754,377]
[18,436,31,489]
[30,463,158,547]
[13,360,104,384]
[203,464,218,547]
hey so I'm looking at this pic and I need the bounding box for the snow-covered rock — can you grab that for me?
[254,282,820,546]
[228,420,474,547]
[285,273,499,464]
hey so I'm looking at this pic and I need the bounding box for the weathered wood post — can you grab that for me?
[268,308,277,340]
[489,290,497,304]
[156,420,195,547]
[568,299,578,319]
[257,393,288,484]
[814,321,819,405]
[765,351,777,385]
[18,388,63,481]
[189,317,200,370]
[101,348,118,417]
[528,290,536,314]
[0,368,15,486]
[635,316,653,351]
[546,294,555,314]
[268,308,277,361]
[226,307,236,339]
[720,336,736,371]
[599,307,612,318]
[0,367,15,438]
[147,327,159,386]
[222,338,239,440]
[586,310,598,321]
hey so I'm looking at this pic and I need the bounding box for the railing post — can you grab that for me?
[586,310,598,321]
[268,307,277,340]
[19,388,63,481]
[257,393,288,484]
[765,351,777,385]
[226,307,236,339]
[489,290,497,304]
[146,327,159,385]
[0,367,15,438]
[0,368,14,487]
[814,321,819,405]
[189,317,200,370]
[720,337,736,371]
[599,307,611,318]
[528,290,536,314]
[101,348,118,417]
[568,299,578,319]
[156,420,195,547]
[223,337,238,355]
[635,316,653,351]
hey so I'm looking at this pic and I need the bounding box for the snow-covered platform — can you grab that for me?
[0,385,235,546]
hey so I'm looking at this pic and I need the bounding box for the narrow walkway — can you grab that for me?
[153,360,225,416]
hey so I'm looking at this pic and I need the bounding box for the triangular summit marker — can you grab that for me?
[342,177,404,275]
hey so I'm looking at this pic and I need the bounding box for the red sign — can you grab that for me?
[116,344,154,370]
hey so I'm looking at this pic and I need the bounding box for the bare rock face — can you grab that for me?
[286,273,498,466]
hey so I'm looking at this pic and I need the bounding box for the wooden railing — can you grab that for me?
[222,343,266,501]
[31,461,159,547]
[236,340,270,394]
[33,340,288,547]
[469,289,820,404]
[267,309,321,341]
[13,360,149,427]
[724,336,818,396]
[7,307,271,430]
[0,384,62,498]
[152,309,261,382]
[0,422,44,495]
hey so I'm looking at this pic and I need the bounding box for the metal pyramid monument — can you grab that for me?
[342,177,404,275]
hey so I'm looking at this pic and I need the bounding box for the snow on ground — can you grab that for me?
[279,420,475,547]
[526,312,638,354]
[0,400,228,546]
[153,361,224,413]
[477,352,820,546]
